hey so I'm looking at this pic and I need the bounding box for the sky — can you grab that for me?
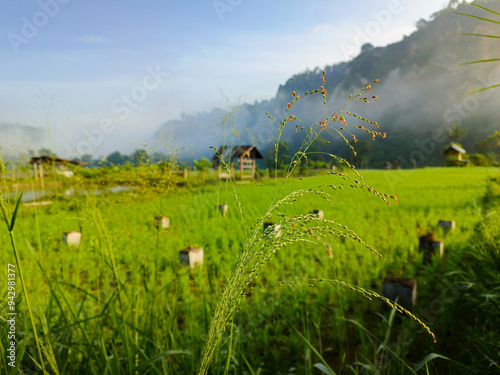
[0,0,452,157]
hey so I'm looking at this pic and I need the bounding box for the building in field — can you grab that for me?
[29,156,86,178]
[212,145,263,180]
[443,143,468,167]
[29,156,86,167]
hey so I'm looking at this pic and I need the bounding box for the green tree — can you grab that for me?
[107,151,126,166]
[151,151,166,163]
[80,154,93,167]
[448,123,468,142]
[193,157,212,172]
[355,140,373,168]
[38,148,56,157]
[132,149,149,166]
[416,18,428,31]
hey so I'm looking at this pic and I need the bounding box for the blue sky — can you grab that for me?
[0,0,452,156]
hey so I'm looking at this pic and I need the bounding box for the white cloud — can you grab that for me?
[313,24,331,33]
[78,35,108,45]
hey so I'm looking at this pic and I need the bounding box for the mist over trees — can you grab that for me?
[3,1,499,169]
[154,0,500,168]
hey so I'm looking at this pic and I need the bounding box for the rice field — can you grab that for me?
[0,166,498,374]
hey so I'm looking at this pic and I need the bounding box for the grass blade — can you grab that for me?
[460,58,500,65]
[467,83,500,95]
[9,191,23,231]
[454,12,500,25]
[241,352,257,375]
[471,4,500,17]
[412,353,475,372]
[345,318,418,375]
[489,129,500,139]
[457,33,500,39]
[133,350,191,372]
[292,325,336,375]
[313,363,335,375]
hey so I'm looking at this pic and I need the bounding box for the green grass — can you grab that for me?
[0,166,497,374]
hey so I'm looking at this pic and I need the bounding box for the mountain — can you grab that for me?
[153,0,500,167]
[0,122,45,157]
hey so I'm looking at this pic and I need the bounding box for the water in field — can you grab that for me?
[9,185,134,202]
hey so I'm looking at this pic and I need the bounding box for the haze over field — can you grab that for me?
[155,0,500,166]
[1,0,474,160]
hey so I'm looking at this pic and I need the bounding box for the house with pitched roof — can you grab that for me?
[213,145,263,180]
[443,143,468,167]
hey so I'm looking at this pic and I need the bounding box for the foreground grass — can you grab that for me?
[0,166,497,373]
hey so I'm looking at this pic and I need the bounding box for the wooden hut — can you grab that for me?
[29,156,86,167]
[444,144,468,167]
[29,156,86,181]
[213,145,263,180]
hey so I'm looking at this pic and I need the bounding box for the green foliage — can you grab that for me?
[1,157,46,373]
[447,123,468,142]
[80,153,94,167]
[106,151,129,166]
[193,157,213,172]
[469,152,492,165]
[0,162,496,373]
[132,148,150,166]
[38,148,56,157]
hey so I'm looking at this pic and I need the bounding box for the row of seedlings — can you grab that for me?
[175,204,228,269]
[381,219,456,310]
[155,214,205,269]
[173,203,229,269]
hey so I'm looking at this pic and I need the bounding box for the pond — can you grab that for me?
[8,185,134,202]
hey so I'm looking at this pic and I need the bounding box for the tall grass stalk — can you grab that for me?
[198,75,434,373]
[0,157,46,373]
[87,198,133,374]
